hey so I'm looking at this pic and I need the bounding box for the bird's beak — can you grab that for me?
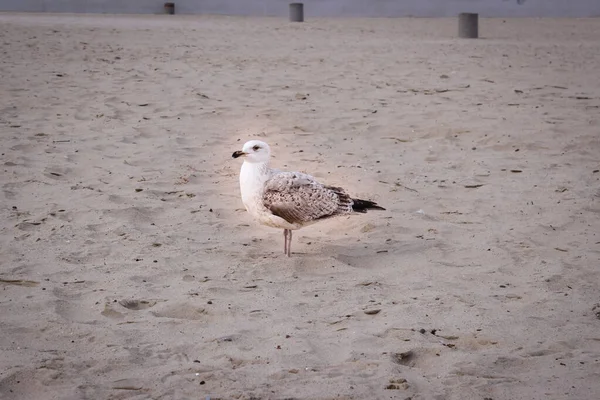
[232,150,246,159]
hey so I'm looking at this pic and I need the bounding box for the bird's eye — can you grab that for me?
[252,145,260,151]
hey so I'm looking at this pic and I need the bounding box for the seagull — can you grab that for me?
[232,140,385,256]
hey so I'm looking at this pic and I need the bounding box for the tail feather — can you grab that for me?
[351,198,386,213]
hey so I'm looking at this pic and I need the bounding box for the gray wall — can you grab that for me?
[1,0,600,18]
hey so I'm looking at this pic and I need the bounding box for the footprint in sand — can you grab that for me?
[150,303,208,320]
[44,166,71,180]
[119,299,157,310]
[15,221,44,231]
[100,298,164,319]
[56,299,100,323]
[3,187,17,200]
[100,206,159,231]
[103,96,136,120]
[101,303,125,320]
[0,367,69,398]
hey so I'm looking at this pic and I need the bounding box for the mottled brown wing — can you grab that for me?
[263,172,352,224]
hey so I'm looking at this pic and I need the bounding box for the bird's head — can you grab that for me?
[232,140,271,164]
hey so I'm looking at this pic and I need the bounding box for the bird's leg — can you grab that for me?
[287,230,292,257]
[283,229,288,255]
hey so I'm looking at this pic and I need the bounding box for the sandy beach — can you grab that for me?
[1,12,599,399]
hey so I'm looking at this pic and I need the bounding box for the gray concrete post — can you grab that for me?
[458,13,478,38]
[289,3,304,22]
[164,2,175,15]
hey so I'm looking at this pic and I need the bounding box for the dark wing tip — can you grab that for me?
[351,199,385,212]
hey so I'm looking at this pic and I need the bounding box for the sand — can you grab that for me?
[1,12,599,400]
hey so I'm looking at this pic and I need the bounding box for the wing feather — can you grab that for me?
[263,172,352,224]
